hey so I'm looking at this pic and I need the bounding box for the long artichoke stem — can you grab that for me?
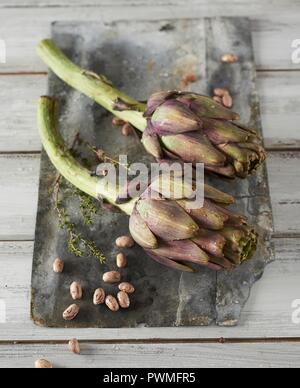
[37,39,147,131]
[38,96,136,215]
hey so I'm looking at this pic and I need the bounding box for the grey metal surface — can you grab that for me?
[31,18,274,328]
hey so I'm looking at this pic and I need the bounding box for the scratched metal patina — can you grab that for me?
[31,18,274,328]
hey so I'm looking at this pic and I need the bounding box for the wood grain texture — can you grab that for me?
[0,0,299,360]
[258,71,300,149]
[0,75,46,152]
[0,9,299,71]
[1,341,300,368]
[0,238,299,340]
[1,0,300,13]
[0,152,298,241]
[0,154,40,240]
[1,71,300,152]
[267,152,300,234]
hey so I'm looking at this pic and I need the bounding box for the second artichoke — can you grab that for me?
[129,173,257,272]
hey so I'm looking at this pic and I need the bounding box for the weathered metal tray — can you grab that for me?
[31,17,274,328]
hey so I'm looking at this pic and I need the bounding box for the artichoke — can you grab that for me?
[38,96,258,273]
[129,173,257,272]
[142,91,266,178]
[37,40,266,179]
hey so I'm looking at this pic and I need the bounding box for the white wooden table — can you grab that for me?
[0,0,300,368]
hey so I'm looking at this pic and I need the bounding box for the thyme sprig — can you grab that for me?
[53,176,106,263]
[51,132,106,263]
[88,144,131,172]
[73,187,98,225]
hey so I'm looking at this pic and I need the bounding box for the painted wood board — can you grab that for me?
[1,342,300,368]
[0,0,298,367]
[0,8,299,72]
[0,0,296,8]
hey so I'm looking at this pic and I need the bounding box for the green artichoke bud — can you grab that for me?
[143,91,266,178]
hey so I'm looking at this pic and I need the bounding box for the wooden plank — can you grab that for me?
[0,152,298,241]
[1,0,299,13]
[0,238,299,340]
[0,75,46,152]
[0,341,300,368]
[0,154,40,240]
[0,9,299,71]
[267,152,300,234]
[258,71,300,149]
[1,3,299,342]
[274,237,300,261]
[251,16,300,71]
[1,71,300,152]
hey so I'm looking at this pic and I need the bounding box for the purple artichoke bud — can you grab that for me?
[141,130,163,159]
[217,143,266,178]
[136,198,199,240]
[146,240,209,265]
[129,208,158,249]
[129,176,258,272]
[205,164,236,178]
[146,250,196,273]
[193,230,226,258]
[208,255,234,270]
[144,91,177,116]
[150,173,195,200]
[221,226,258,264]
[150,100,202,135]
[204,184,235,205]
[161,132,226,166]
[143,91,266,178]
[177,199,229,231]
[202,118,250,144]
[177,93,240,121]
